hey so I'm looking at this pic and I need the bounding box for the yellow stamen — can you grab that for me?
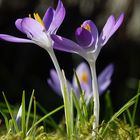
[33,13,45,27]
[80,71,88,84]
[81,24,91,32]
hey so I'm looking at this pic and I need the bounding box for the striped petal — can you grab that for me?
[48,0,66,33]
[51,34,85,54]
[43,7,54,30]
[21,17,45,39]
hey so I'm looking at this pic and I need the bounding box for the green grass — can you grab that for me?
[0,84,140,140]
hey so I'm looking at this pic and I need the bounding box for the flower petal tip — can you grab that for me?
[119,12,125,23]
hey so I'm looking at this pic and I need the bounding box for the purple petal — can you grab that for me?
[75,27,93,47]
[99,13,124,46]
[47,69,72,97]
[109,13,124,39]
[55,0,62,13]
[0,34,33,43]
[49,0,66,33]
[51,34,84,54]
[15,19,24,33]
[72,62,91,94]
[43,7,54,30]
[98,64,114,95]
[21,17,45,39]
[99,15,115,46]
[81,20,98,43]
[47,69,62,96]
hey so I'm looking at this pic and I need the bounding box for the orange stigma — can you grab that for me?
[81,24,91,32]
[80,71,88,84]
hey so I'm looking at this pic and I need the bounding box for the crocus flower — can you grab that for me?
[0,1,72,136]
[51,13,124,61]
[48,62,114,104]
[0,0,66,95]
[51,13,124,134]
[0,0,65,51]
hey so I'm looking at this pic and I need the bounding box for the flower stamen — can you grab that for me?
[80,71,88,84]
[33,13,45,28]
[81,24,91,32]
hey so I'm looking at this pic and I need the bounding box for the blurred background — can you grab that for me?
[0,0,140,124]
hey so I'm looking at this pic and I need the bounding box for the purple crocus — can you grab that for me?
[51,13,124,133]
[48,62,114,104]
[51,13,124,61]
[0,2,72,135]
[0,0,65,50]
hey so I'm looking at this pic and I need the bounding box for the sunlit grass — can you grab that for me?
[0,83,140,139]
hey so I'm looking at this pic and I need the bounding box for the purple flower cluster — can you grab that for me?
[0,0,124,59]
[0,0,124,136]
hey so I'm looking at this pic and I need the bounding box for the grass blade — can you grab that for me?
[22,91,26,137]
[101,92,140,137]
[36,102,59,130]
[104,91,113,120]
[25,90,35,134]
[27,105,64,136]
[73,69,82,93]
[70,89,74,137]
[72,89,84,124]
[0,110,9,131]
[73,70,88,120]
[132,83,140,123]
[2,92,19,133]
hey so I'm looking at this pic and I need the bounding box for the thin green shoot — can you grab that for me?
[0,111,9,132]
[72,89,84,124]
[73,69,82,93]
[31,96,37,138]
[132,83,140,124]
[101,91,140,137]
[26,105,64,136]
[2,92,19,133]
[21,91,26,137]
[62,70,72,139]
[36,102,59,131]
[8,119,14,132]
[73,70,88,120]
[79,90,88,121]
[104,91,113,120]
[27,96,37,137]
[70,89,74,138]
[25,90,34,134]
[126,109,133,125]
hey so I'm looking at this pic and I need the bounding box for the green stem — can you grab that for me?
[47,49,71,138]
[89,61,99,138]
